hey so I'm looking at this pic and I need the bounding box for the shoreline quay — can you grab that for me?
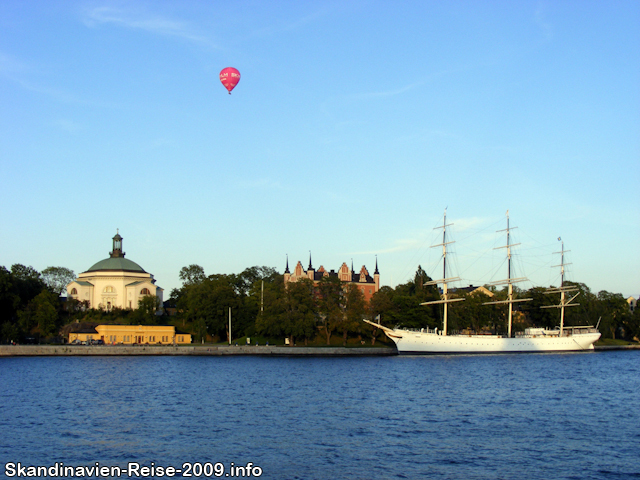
[0,345,398,357]
[1,344,637,357]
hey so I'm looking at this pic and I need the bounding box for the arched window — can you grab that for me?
[140,288,150,295]
[70,288,78,295]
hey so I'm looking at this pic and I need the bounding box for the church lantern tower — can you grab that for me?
[110,231,125,258]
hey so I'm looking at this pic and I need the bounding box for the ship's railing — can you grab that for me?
[398,326,599,336]
[517,326,599,337]
[398,327,472,336]
[564,326,599,335]
[399,327,440,335]
[400,327,501,336]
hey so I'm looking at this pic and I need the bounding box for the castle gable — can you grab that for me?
[359,266,371,283]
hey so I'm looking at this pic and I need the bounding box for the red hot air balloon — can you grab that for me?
[219,67,241,94]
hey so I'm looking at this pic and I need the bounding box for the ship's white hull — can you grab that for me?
[387,329,601,354]
[364,214,600,354]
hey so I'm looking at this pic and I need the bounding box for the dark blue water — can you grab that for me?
[1,351,639,480]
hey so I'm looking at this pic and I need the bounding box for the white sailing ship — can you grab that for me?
[365,211,601,354]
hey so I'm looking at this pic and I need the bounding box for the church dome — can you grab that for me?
[83,231,146,273]
[86,257,146,273]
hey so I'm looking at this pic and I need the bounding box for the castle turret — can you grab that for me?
[307,251,315,281]
[284,255,291,283]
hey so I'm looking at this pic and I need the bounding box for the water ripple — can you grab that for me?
[1,352,639,479]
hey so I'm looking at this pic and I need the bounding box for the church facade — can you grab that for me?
[284,255,380,303]
[67,232,163,311]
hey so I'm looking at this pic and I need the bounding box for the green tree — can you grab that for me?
[414,265,429,289]
[522,286,556,329]
[17,289,59,339]
[481,285,531,335]
[449,289,495,333]
[179,275,240,343]
[317,276,343,345]
[134,295,161,325]
[596,290,629,339]
[341,283,366,345]
[17,301,37,337]
[41,266,75,297]
[282,278,317,345]
[365,286,394,345]
[33,290,60,337]
[67,297,90,318]
[11,264,41,281]
[386,267,439,330]
[1,321,19,344]
[624,301,640,341]
[0,266,19,324]
[238,266,279,296]
[256,277,317,345]
[239,266,281,339]
[179,264,206,286]
[10,264,45,311]
[255,280,287,340]
[559,282,597,328]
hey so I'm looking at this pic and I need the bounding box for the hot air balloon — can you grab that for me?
[219,67,241,94]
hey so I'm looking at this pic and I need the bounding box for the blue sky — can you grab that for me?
[1,1,638,299]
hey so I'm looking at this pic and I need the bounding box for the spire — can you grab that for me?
[351,258,354,274]
[308,251,313,270]
[374,255,379,275]
[110,230,125,258]
[284,254,290,274]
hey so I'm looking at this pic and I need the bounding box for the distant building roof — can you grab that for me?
[85,257,146,273]
[449,285,494,297]
[83,231,147,273]
[75,327,98,334]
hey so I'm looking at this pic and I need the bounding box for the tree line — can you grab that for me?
[1,265,75,342]
[0,263,638,344]
[0,264,161,343]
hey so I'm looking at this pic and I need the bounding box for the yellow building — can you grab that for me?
[69,325,191,345]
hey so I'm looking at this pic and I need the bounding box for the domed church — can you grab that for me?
[67,232,163,311]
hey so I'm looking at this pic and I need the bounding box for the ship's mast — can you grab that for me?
[483,211,531,337]
[421,209,464,335]
[542,239,580,335]
[559,242,566,334]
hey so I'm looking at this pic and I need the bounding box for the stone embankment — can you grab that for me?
[0,345,398,357]
[1,344,637,357]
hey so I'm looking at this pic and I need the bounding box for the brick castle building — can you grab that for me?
[284,254,380,303]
